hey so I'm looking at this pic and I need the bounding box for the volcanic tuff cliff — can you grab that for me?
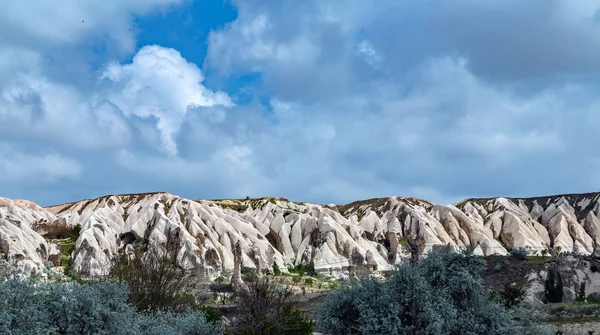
[1,192,600,279]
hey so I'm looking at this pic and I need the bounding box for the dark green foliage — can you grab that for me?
[277,305,314,335]
[195,306,222,324]
[272,263,281,275]
[576,282,587,302]
[317,247,516,335]
[510,249,528,261]
[69,224,82,240]
[287,261,316,276]
[544,266,564,303]
[241,268,258,283]
[497,283,525,308]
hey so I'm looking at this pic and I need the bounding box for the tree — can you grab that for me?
[317,247,519,335]
[544,266,564,303]
[576,281,586,303]
[228,276,312,335]
[210,276,234,305]
[107,247,199,313]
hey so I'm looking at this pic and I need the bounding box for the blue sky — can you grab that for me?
[1,0,600,206]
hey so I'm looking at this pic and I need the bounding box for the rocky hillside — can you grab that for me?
[1,191,600,279]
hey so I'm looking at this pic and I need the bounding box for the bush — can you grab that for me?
[228,276,312,335]
[288,262,316,277]
[317,247,518,335]
[0,271,219,334]
[210,276,234,305]
[510,249,528,261]
[497,283,525,308]
[108,248,198,313]
[303,278,313,287]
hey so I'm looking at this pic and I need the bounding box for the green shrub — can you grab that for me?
[576,282,587,303]
[510,249,528,261]
[288,262,316,276]
[544,266,563,303]
[304,278,313,287]
[317,247,520,335]
[0,272,219,334]
[273,263,282,275]
[496,283,525,308]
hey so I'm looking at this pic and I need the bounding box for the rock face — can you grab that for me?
[1,191,600,279]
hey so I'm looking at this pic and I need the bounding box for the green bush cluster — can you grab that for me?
[509,248,528,261]
[287,261,316,276]
[0,276,219,335]
[316,247,537,335]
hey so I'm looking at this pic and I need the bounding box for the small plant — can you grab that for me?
[195,305,222,324]
[287,261,317,276]
[510,248,527,261]
[67,224,82,242]
[397,237,410,248]
[304,278,313,287]
[272,262,282,276]
[210,276,233,305]
[541,249,548,258]
[497,283,525,308]
[292,276,302,285]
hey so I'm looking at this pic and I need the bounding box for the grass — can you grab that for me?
[541,301,600,325]
[527,256,550,264]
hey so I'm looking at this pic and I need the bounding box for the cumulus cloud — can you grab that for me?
[2,0,600,206]
[0,75,132,150]
[101,45,233,156]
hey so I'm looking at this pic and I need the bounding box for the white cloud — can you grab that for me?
[0,0,184,52]
[101,45,234,156]
[356,40,382,66]
[0,143,81,184]
[3,0,600,206]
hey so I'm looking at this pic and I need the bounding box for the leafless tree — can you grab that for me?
[228,275,312,335]
[107,247,199,313]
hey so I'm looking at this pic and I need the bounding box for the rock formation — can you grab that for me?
[2,191,600,281]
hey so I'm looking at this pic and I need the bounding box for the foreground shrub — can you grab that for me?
[108,248,198,313]
[228,276,313,335]
[496,283,526,309]
[0,273,218,334]
[317,247,522,335]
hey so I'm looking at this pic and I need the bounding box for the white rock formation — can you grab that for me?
[1,191,600,278]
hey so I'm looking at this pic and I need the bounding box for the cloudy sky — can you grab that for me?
[1,0,600,206]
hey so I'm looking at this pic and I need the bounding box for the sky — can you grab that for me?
[1,0,600,206]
